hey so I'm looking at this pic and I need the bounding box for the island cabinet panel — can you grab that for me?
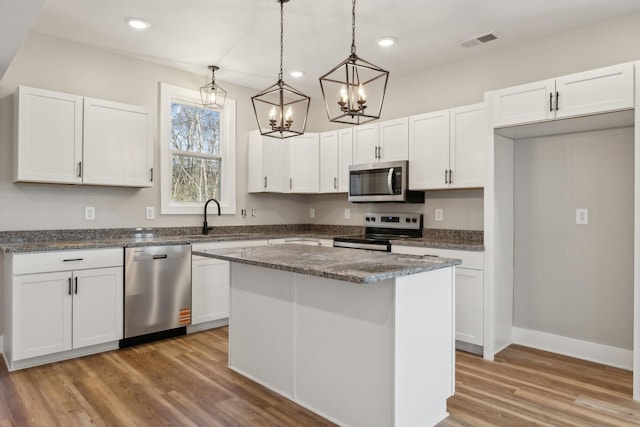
[295,276,394,427]
[229,265,295,398]
[227,260,455,427]
[393,268,454,426]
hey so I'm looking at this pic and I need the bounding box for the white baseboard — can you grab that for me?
[512,327,632,370]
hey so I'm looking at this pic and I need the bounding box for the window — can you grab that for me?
[160,83,236,214]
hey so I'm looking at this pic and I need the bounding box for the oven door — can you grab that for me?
[348,161,406,202]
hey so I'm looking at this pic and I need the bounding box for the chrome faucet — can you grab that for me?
[202,198,221,235]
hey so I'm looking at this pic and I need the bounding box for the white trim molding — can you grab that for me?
[512,327,632,371]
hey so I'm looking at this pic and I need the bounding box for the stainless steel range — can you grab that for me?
[333,212,423,252]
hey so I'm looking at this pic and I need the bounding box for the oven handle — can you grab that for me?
[387,167,395,195]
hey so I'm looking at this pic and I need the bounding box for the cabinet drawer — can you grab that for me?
[192,240,269,252]
[12,248,123,275]
[391,245,483,270]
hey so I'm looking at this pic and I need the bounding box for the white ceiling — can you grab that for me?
[11,0,640,90]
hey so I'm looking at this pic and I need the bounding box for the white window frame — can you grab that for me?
[159,83,236,215]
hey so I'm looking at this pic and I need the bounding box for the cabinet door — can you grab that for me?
[338,128,353,193]
[14,86,83,184]
[83,98,152,187]
[352,123,379,164]
[408,110,450,190]
[379,117,409,162]
[72,267,123,349]
[319,131,339,193]
[289,134,319,193]
[192,257,230,324]
[13,271,73,360]
[262,137,285,192]
[455,268,483,346]
[490,79,555,127]
[556,63,634,119]
[450,104,486,189]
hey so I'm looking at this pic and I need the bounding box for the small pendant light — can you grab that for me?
[200,65,227,109]
[319,0,389,125]
[252,0,310,139]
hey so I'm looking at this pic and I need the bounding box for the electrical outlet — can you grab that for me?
[576,208,588,225]
[85,206,95,221]
[251,209,257,217]
[435,209,443,222]
[241,209,247,218]
[344,209,350,219]
[145,206,155,220]
[310,208,315,218]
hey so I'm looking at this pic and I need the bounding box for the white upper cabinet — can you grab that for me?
[352,122,379,164]
[287,133,319,193]
[14,86,83,184]
[319,131,339,193]
[409,104,485,190]
[338,128,353,193]
[449,103,486,189]
[379,117,409,162]
[352,118,409,165]
[409,109,450,190]
[14,86,153,187]
[83,98,153,187]
[248,131,285,193]
[490,63,634,127]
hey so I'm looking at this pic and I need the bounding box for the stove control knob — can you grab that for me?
[365,216,370,222]
[405,218,411,223]
[371,217,376,222]
[412,218,417,223]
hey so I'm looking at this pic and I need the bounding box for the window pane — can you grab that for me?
[170,102,220,155]
[171,154,221,202]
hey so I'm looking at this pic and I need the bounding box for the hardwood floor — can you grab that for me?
[1,328,639,426]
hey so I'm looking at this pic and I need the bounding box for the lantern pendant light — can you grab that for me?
[200,65,227,109]
[319,0,389,125]
[252,0,310,139]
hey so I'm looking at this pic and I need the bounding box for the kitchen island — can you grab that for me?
[194,244,461,427]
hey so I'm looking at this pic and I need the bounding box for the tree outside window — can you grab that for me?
[170,102,221,202]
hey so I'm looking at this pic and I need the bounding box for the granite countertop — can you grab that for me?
[0,226,483,253]
[193,244,461,284]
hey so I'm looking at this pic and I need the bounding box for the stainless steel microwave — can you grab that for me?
[348,160,425,203]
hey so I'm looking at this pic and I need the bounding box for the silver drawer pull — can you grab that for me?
[63,258,84,262]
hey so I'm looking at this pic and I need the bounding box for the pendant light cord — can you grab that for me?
[279,0,284,81]
[351,0,356,56]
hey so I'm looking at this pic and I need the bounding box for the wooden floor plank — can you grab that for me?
[1,327,639,426]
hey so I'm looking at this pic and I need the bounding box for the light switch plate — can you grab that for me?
[310,208,315,218]
[576,208,588,225]
[344,209,350,219]
[145,206,155,220]
[85,206,95,221]
[435,209,443,222]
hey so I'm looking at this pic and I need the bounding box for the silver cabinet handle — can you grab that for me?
[150,167,154,182]
[68,277,72,295]
[74,276,78,294]
[449,169,453,184]
[264,176,267,188]
[290,178,293,189]
[549,92,553,112]
[334,177,337,189]
[387,167,395,195]
[555,91,559,111]
[77,161,82,178]
[445,169,448,184]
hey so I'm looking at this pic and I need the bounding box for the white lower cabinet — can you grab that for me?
[6,248,123,369]
[392,245,484,350]
[191,240,269,328]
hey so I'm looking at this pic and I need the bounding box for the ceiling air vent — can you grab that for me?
[459,32,499,48]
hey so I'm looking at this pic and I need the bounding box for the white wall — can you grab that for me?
[2,11,640,232]
[0,33,329,231]
[513,128,634,350]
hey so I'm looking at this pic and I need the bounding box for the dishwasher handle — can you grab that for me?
[152,254,168,260]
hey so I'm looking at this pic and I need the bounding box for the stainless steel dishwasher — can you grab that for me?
[122,244,191,346]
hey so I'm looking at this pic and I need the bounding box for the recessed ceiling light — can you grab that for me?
[290,71,304,78]
[377,37,397,47]
[125,17,151,30]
